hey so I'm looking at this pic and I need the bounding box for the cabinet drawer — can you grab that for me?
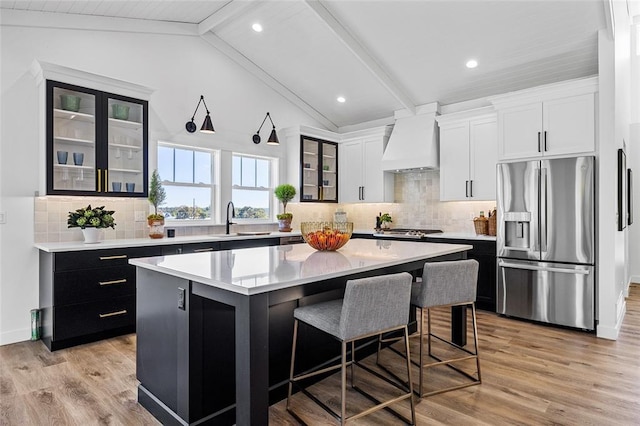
[54,246,163,272]
[54,296,135,341]
[219,237,279,250]
[54,265,135,305]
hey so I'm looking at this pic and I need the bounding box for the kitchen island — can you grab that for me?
[130,239,472,426]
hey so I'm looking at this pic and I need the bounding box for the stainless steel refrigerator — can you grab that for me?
[496,156,595,330]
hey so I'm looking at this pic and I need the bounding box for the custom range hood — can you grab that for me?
[381,103,440,172]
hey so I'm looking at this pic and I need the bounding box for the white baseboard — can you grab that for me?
[0,327,31,346]
[597,298,626,340]
[630,275,640,285]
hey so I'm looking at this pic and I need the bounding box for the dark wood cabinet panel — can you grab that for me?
[54,295,135,341]
[54,265,135,305]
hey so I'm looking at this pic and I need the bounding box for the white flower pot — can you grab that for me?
[82,227,101,244]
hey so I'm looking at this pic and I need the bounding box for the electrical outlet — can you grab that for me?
[178,287,186,310]
[135,211,146,222]
[0,211,5,224]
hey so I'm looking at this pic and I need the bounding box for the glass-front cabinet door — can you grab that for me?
[300,136,338,202]
[49,83,98,193]
[106,95,146,195]
[46,81,148,196]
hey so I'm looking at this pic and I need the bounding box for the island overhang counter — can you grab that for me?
[130,239,472,426]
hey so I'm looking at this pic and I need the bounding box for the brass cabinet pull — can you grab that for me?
[193,248,213,252]
[99,278,127,286]
[99,309,127,318]
[98,168,102,192]
[99,254,128,260]
[104,169,108,192]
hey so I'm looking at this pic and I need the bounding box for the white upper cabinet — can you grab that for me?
[339,126,393,203]
[490,77,597,161]
[438,108,497,201]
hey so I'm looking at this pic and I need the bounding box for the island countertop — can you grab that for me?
[129,239,472,296]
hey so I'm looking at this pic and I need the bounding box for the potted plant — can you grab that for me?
[67,205,116,243]
[380,213,393,229]
[275,183,296,232]
[148,169,167,239]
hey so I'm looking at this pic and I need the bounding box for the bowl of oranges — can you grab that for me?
[300,222,353,251]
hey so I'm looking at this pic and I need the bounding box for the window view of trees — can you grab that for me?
[158,145,214,221]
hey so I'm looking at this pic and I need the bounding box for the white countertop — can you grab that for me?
[130,239,472,296]
[35,231,302,253]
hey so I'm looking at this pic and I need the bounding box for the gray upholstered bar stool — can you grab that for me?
[379,259,481,398]
[287,272,416,425]
[412,259,481,397]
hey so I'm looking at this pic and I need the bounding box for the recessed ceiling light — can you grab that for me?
[337,96,346,103]
[252,23,263,32]
[466,59,478,69]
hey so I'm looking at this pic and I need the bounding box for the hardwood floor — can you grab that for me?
[2,285,639,425]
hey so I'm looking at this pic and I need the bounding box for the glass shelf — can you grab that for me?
[54,108,95,122]
[110,167,142,174]
[108,117,143,130]
[54,136,94,146]
[109,143,142,151]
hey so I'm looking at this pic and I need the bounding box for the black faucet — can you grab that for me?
[226,201,235,234]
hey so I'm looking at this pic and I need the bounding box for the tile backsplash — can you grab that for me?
[35,170,495,242]
[289,170,495,233]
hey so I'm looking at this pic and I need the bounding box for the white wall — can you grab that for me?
[596,0,632,339]
[0,21,324,344]
[629,23,640,284]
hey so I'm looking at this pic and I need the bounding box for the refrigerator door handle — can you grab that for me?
[540,167,548,252]
[537,132,541,152]
[498,260,590,275]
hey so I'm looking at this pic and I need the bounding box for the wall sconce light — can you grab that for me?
[185,95,215,134]
[253,112,279,145]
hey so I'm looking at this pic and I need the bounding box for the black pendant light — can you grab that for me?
[186,95,215,134]
[253,112,279,145]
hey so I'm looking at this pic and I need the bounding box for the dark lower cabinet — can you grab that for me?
[40,246,164,351]
[424,237,497,312]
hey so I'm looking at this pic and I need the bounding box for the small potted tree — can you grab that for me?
[148,169,167,239]
[274,183,296,232]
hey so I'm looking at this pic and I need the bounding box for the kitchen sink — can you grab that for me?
[214,232,271,238]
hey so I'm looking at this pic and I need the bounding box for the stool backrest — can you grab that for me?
[415,259,479,308]
[339,272,412,340]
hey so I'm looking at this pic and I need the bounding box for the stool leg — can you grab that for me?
[286,319,299,410]
[471,303,482,383]
[341,341,348,425]
[351,341,356,388]
[403,325,416,425]
[419,307,426,398]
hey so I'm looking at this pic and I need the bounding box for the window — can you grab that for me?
[157,144,216,222]
[232,154,274,220]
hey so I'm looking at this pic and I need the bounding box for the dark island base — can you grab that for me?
[136,252,466,425]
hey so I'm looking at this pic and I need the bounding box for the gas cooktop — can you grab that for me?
[374,228,443,239]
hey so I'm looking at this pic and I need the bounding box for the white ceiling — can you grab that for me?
[0,0,614,130]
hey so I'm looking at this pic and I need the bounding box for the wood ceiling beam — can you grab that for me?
[304,0,416,114]
[200,32,339,131]
[197,0,259,35]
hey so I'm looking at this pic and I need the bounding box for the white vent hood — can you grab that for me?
[381,103,440,172]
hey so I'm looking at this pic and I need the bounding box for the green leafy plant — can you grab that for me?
[67,205,116,229]
[380,213,393,224]
[274,184,296,219]
[148,169,167,220]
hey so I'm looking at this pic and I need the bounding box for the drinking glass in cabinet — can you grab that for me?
[112,182,122,192]
[57,151,68,164]
[73,152,84,166]
[126,182,136,192]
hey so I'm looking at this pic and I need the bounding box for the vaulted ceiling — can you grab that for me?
[1,0,616,131]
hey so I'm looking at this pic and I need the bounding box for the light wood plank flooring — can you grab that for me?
[2,285,639,425]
